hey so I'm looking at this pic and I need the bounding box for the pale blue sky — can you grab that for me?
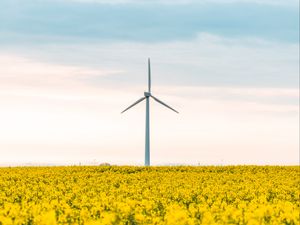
[0,0,298,165]
[1,0,298,42]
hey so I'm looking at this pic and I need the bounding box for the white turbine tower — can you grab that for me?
[121,58,178,166]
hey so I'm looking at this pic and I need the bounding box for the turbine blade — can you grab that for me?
[151,95,179,114]
[148,58,151,93]
[121,97,146,114]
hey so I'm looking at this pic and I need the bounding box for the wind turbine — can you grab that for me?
[121,58,178,166]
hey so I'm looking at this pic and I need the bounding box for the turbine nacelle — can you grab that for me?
[144,92,151,97]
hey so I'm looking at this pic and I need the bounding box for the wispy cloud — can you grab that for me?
[0,54,122,90]
[5,33,297,89]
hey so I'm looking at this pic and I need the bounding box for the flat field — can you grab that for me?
[0,166,299,225]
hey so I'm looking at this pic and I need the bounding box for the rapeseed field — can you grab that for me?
[0,166,298,225]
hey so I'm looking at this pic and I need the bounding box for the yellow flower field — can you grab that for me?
[0,166,299,225]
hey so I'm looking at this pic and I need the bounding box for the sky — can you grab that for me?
[0,0,299,165]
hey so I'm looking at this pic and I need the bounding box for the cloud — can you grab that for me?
[0,0,298,43]
[5,33,297,89]
[58,0,298,6]
[0,54,123,90]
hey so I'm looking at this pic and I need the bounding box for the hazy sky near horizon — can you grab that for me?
[0,0,299,165]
